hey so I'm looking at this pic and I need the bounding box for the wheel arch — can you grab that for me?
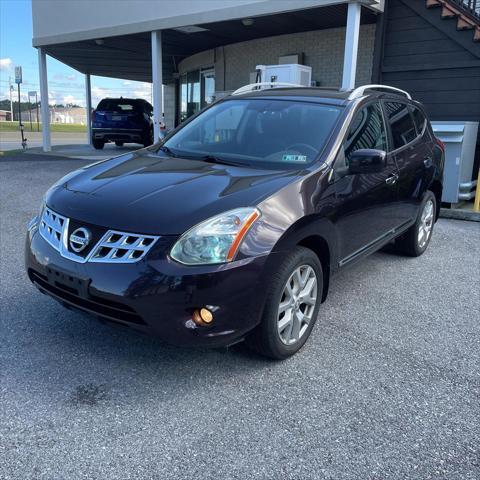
[297,235,331,303]
[429,179,443,221]
[268,215,337,303]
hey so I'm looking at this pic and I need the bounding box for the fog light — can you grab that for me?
[192,307,214,326]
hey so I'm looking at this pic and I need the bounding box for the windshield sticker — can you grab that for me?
[282,154,308,163]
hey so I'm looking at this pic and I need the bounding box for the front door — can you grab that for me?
[333,101,401,265]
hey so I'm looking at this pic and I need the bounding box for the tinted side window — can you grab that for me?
[345,103,388,161]
[384,102,416,150]
[410,106,427,134]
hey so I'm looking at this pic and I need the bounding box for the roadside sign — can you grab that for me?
[28,91,36,97]
[15,66,22,84]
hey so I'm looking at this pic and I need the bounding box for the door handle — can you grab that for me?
[424,156,433,168]
[385,173,399,186]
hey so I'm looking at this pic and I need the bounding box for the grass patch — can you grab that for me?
[0,121,86,133]
[0,148,26,156]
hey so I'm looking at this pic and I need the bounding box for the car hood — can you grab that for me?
[46,151,303,235]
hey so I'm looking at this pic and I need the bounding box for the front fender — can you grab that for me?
[240,166,339,271]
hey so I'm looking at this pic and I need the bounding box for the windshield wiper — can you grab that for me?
[158,147,241,166]
[198,155,243,167]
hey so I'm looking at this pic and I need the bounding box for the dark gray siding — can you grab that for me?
[374,0,480,122]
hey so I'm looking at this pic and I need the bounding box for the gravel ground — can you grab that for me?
[1,155,479,480]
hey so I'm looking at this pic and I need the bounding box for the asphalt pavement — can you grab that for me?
[0,131,86,152]
[0,131,141,160]
[1,154,479,480]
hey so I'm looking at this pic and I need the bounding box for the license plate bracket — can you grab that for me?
[46,266,90,298]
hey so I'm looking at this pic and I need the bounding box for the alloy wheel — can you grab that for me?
[277,265,318,345]
[418,199,434,249]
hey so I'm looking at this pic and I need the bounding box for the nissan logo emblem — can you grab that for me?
[69,227,92,253]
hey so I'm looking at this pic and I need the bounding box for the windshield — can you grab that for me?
[161,99,342,168]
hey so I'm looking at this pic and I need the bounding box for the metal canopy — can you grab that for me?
[42,4,377,83]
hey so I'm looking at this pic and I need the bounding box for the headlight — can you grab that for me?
[170,207,260,265]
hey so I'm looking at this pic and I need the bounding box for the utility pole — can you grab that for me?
[28,93,33,131]
[35,92,40,132]
[15,66,27,149]
[9,77,14,121]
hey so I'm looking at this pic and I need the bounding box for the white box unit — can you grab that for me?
[255,64,312,87]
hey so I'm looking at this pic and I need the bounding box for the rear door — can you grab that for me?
[333,101,401,265]
[383,101,433,226]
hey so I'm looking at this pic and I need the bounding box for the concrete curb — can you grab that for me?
[23,146,111,161]
[440,208,480,222]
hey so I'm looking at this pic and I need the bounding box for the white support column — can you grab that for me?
[341,2,362,91]
[38,48,51,152]
[151,30,163,143]
[85,73,92,145]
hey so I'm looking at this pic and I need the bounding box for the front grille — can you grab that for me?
[66,218,108,259]
[38,206,159,264]
[39,207,66,251]
[29,269,145,325]
[89,231,157,263]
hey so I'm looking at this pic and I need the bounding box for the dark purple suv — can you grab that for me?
[26,85,444,359]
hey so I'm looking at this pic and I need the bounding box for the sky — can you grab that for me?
[0,0,152,107]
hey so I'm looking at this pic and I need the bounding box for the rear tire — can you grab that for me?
[143,129,153,147]
[393,191,436,257]
[92,139,105,150]
[115,141,124,147]
[246,246,323,360]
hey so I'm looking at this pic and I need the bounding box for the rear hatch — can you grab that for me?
[93,99,145,129]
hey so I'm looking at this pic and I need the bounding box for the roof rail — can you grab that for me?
[231,82,305,96]
[348,84,411,100]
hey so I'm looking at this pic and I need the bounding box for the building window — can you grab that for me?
[179,68,215,123]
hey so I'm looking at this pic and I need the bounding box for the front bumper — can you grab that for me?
[25,223,269,348]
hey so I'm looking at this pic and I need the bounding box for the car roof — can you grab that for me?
[99,98,147,103]
[233,87,412,106]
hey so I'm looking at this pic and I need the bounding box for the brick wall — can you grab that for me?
[163,84,176,129]
[178,24,376,93]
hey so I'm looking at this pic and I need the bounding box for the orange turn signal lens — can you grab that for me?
[226,210,260,262]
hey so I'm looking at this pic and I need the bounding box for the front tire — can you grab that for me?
[246,246,323,360]
[394,191,436,257]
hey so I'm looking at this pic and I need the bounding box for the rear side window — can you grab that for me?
[97,99,141,112]
[384,102,416,150]
[345,102,388,161]
[410,105,427,134]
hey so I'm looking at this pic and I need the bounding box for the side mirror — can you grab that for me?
[347,149,387,175]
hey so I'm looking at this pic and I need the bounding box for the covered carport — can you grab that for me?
[32,0,383,152]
